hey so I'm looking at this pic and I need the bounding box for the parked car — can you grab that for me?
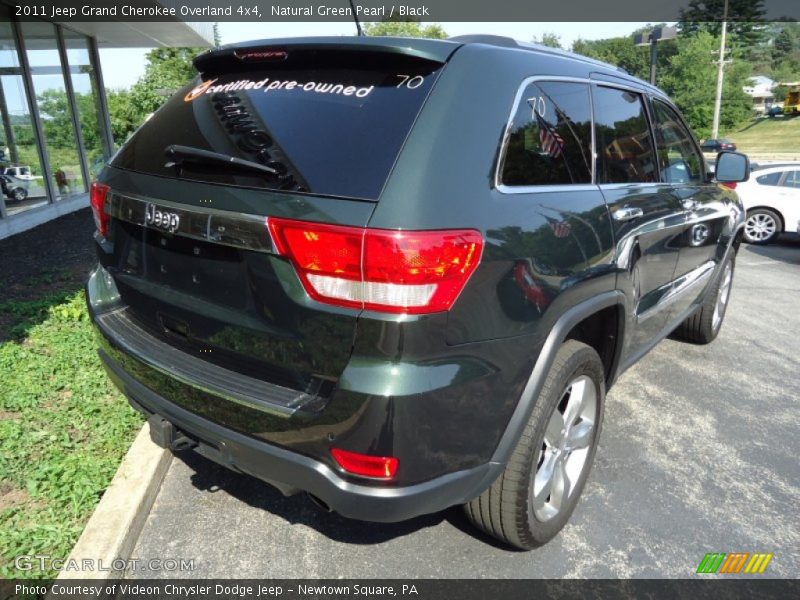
[85,35,748,549]
[751,161,800,172]
[0,177,27,202]
[700,138,737,152]
[767,105,784,118]
[1,165,32,202]
[735,163,800,244]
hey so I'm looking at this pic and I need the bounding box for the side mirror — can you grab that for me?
[715,151,749,183]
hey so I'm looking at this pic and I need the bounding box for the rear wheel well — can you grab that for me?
[564,304,621,384]
[747,206,785,232]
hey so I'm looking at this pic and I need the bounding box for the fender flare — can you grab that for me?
[489,290,626,466]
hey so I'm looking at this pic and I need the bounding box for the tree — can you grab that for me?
[679,0,770,65]
[213,22,221,47]
[107,47,204,145]
[363,21,447,39]
[533,33,561,49]
[659,32,752,138]
[679,0,768,39]
[572,37,653,80]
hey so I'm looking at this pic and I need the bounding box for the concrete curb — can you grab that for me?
[57,422,172,581]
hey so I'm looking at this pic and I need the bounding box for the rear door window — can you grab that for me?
[781,170,800,188]
[499,81,593,186]
[593,86,657,184]
[111,51,443,200]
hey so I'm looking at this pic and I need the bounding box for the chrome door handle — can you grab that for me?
[612,206,644,222]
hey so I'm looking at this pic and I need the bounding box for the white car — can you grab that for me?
[735,163,800,244]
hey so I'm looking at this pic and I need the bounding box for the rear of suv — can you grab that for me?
[87,35,748,548]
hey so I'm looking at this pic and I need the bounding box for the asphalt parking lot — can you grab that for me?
[131,238,800,579]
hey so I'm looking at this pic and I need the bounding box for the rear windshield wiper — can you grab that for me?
[164,144,279,178]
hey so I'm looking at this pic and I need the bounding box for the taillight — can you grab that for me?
[721,182,737,190]
[330,448,398,479]
[268,218,483,314]
[90,182,110,237]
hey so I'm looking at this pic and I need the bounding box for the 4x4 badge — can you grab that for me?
[144,203,180,233]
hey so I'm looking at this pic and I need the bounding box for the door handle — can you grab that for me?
[612,206,644,222]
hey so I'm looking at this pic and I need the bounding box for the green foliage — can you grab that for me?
[769,22,800,85]
[363,21,447,39]
[572,36,664,81]
[108,47,204,145]
[659,32,752,138]
[679,0,768,40]
[34,89,105,175]
[0,291,141,579]
[533,33,562,49]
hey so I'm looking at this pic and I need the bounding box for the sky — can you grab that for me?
[99,21,653,90]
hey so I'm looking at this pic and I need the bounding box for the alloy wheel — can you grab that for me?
[532,375,598,522]
[744,213,777,242]
[712,261,733,331]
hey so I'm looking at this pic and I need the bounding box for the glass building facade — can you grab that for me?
[0,5,113,223]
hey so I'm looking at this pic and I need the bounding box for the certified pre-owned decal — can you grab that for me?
[184,77,375,101]
[184,79,218,102]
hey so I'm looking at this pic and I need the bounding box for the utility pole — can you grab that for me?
[711,0,729,140]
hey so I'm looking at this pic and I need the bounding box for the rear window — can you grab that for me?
[111,51,443,200]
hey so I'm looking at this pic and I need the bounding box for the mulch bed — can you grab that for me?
[0,208,97,305]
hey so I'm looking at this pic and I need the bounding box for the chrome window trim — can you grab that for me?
[495,75,660,194]
[494,75,598,194]
[495,183,600,195]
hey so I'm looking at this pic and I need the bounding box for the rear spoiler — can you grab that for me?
[193,36,461,75]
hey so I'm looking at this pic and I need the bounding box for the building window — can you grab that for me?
[0,14,48,217]
[20,20,85,202]
[62,28,110,179]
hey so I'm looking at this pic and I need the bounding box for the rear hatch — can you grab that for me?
[100,40,455,410]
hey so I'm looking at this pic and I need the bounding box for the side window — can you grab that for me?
[593,86,657,184]
[500,81,592,186]
[756,172,782,186]
[651,100,703,184]
[781,170,800,189]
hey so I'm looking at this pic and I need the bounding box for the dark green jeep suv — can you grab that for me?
[86,35,748,548]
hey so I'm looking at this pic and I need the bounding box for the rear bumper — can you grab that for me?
[99,348,502,522]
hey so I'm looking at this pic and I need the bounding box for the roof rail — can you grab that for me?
[448,34,629,76]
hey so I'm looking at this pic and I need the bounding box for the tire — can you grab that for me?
[673,254,734,345]
[11,187,27,202]
[464,340,605,549]
[743,209,781,244]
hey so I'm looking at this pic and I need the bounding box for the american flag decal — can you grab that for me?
[549,220,571,238]
[536,113,565,159]
[540,126,565,158]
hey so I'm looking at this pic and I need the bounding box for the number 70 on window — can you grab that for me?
[527,96,547,119]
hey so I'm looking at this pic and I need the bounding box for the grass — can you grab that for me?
[722,116,800,157]
[0,289,142,580]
